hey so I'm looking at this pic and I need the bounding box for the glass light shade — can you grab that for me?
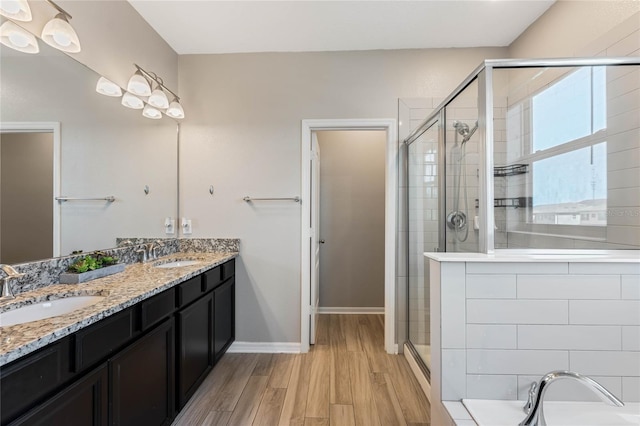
[142,104,162,120]
[166,100,185,119]
[96,77,122,97]
[0,0,32,21]
[148,87,169,109]
[41,13,81,53]
[127,71,151,97]
[121,92,144,109]
[0,20,38,53]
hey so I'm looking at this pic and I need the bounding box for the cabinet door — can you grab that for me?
[10,363,108,426]
[110,319,174,426]
[213,278,235,361]
[176,292,213,409]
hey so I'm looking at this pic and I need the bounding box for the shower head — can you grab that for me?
[453,121,470,137]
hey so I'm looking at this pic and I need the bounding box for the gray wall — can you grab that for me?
[178,47,508,344]
[0,132,53,263]
[317,130,386,309]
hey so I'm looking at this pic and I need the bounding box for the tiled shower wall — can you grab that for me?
[493,13,640,250]
[436,260,640,403]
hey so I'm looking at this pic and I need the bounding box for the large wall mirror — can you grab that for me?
[0,25,178,264]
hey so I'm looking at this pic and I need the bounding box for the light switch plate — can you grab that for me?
[182,218,192,235]
[165,218,175,235]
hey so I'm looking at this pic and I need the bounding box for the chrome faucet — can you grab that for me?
[0,264,25,299]
[520,371,624,426]
[136,240,164,263]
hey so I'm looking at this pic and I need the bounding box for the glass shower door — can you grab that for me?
[407,119,441,373]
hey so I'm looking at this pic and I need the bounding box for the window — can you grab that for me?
[530,67,607,227]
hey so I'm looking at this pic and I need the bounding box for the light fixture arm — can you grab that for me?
[44,0,72,19]
[134,64,180,101]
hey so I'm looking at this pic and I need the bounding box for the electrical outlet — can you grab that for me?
[164,217,175,235]
[181,218,192,235]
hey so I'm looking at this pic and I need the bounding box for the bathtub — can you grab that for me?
[462,399,640,426]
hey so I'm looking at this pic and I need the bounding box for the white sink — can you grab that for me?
[154,260,200,269]
[0,295,105,327]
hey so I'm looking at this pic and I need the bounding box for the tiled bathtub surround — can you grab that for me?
[7,238,239,295]
[426,251,640,407]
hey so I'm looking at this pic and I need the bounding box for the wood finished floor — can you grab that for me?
[172,314,431,426]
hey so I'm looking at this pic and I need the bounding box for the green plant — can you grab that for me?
[67,251,119,273]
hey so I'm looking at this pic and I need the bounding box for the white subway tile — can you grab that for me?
[608,147,640,172]
[467,375,518,400]
[607,30,640,57]
[623,275,640,300]
[608,167,640,190]
[623,326,640,351]
[441,263,466,349]
[467,349,569,375]
[467,300,568,324]
[517,375,622,401]
[609,186,640,208]
[517,275,621,299]
[607,207,640,227]
[467,325,517,349]
[568,263,640,275]
[607,88,640,119]
[442,349,467,400]
[570,300,640,325]
[466,274,516,299]
[623,377,640,402]
[607,226,640,247]
[571,351,640,376]
[466,262,568,275]
[518,325,621,350]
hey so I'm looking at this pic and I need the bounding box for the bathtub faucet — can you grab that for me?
[519,370,624,426]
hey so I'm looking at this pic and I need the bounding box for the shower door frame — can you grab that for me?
[404,110,446,381]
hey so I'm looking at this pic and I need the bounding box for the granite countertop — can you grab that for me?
[0,252,237,367]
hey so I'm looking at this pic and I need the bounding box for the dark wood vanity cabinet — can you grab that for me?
[0,258,236,426]
[9,363,108,426]
[110,318,175,426]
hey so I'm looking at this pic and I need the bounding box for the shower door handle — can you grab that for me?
[319,240,325,244]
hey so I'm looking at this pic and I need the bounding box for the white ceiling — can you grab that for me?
[128,0,555,55]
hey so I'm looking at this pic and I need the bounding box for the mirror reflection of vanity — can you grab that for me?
[0,26,178,264]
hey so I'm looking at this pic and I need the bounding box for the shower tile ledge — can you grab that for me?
[424,250,640,263]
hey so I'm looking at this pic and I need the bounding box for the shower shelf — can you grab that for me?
[494,164,528,177]
[475,197,532,208]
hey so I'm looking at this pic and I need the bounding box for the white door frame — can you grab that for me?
[0,122,61,257]
[300,118,397,354]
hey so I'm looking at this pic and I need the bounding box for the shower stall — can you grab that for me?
[402,57,640,379]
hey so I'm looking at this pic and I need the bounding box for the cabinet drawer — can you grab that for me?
[221,259,235,281]
[203,266,221,292]
[75,309,134,372]
[177,276,203,308]
[1,337,72,425]
[141,288,175,331]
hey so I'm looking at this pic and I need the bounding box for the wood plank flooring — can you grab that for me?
[172,314,430,426]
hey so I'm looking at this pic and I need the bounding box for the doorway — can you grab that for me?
[300,119,397,354]
[0,122,60,263]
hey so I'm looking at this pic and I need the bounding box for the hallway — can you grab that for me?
[173,314,431,425]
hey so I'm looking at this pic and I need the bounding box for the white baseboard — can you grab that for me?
[403,343,431,402]
[318,307,384,314]
[227,341,301,353]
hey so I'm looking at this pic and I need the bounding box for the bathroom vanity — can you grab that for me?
[0,253,236,425]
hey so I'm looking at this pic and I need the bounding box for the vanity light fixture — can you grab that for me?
[0,19,38,53]
[96,76,122,97]
[121,91,144,109]
[41,0,80,53]
[166,98,185,119]
[0,0,32,22]
[131,64,185,119]
[142,104,162,120]
[126,70,151,97]
[149,84,169,109]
